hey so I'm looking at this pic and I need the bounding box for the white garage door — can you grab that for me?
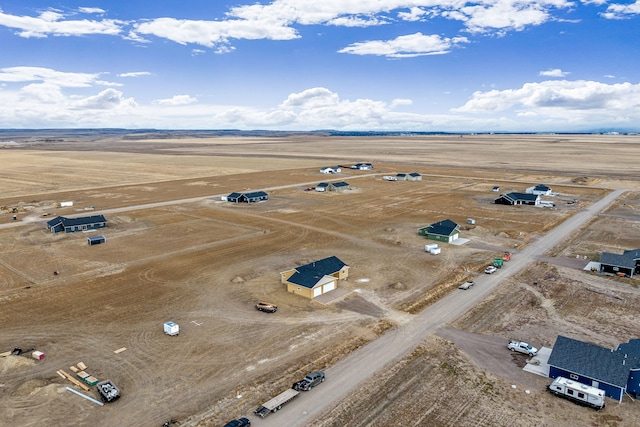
[322,281,336,293]
[313,287,323,297]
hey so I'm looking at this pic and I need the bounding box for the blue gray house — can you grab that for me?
[225,191,269,203]
[547,335,640,402]
[600,248,640,278]
[46,215,107,233]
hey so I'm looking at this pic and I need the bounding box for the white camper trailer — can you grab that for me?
[163,321,179,336]
[547,376,605,410]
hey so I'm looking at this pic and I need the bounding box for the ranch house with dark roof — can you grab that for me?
[494,192,540,206]
[599,248,640,278]
[547,335,640,402]
[417,219,460,243]
[225,191,269,203]
[280,256,349,299]
[46,215,107,234]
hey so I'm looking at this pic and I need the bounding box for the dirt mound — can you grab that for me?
[0,355,35,373]
[12,379,51,397]
[389,282,407,290]
[231,276,245,283]
[572,176,600,185]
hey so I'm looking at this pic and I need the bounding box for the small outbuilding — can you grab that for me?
[408,172,422,181]
[351,163,373,170]
[87,235,106,246]
[164,321,179,336]
[395,173,408,181]
[320,166,341,174]
[526,184,552,196]
[281,256,349,299]
[315,183,329,192]
[418,219,460,243]
[329,182,351,192]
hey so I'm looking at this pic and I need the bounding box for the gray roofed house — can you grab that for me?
[395,173,408,181]
[494,192,540,206]
[329,181,351,191]
[547,335,640,402]
[281,256,350,299]
[599,248,640,277]
[526,184,552,195]
[46,215,107,233]
[315,182,329,192]
[408,172,422,181]
[417,219,460,243]
[225,191,269,203]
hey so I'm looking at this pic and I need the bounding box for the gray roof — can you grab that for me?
[331,181,350,188]
[600,249,640,269]
[47,215,107,228]
[316,182,329,188]
[498,192,539,203]
[286,256,348,289]
[547,335,640,388]
[245,191,268,198]
[409,172,421,177]
[534,184,551,191]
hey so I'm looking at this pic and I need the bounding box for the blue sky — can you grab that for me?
[1,1,639,132]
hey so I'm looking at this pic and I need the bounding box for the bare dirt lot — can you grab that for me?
[0,133,639,427]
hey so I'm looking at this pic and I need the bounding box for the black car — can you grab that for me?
[223,417,251,427]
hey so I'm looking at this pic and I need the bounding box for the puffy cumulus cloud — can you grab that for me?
[153,95,198,105]
[0,7,124,38]
[445,0,571,34]
[397,7,431,21]
[539,68,569,77]
[281,87,340,108]
[0,66,115,87]
[72,88,137,110]
[453,80,640,126]
[338,32,468,57]
[601,0,640,19]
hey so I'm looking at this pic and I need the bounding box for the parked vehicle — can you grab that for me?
[292,371,325,391]
[548,376,605,410]
[254,388,300,417]
[255,301,277,313]
[223,417,251,427]
[484,265,498,274]
[502,252,512,261]
[96,380,120,403]
[508,339,538,356]
[458,281,474,290]
[493,258,504,268]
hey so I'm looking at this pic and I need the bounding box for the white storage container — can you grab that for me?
[429,247,441,255]
[424,243,439,251]
[163,321,179,336]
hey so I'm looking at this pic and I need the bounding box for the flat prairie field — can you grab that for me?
[0,133,639,427]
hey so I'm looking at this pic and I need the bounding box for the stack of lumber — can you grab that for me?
[56,370,90,391]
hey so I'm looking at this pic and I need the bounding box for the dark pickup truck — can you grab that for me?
[292,371,325,391]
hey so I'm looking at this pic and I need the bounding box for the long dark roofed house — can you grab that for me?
[280,256,349,299]
[494,192,540,206]
[600,248,640,278]
[224,191,269,203]
[547,335,640,402]
[46,215,107,233]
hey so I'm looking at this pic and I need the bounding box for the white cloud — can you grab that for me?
[78,7,106,15]
[398,7,430,22]
[539,68,569,77]
[601,0,640,19]
[118,72,151,78]
[453,80,640,117]
[0,66,114,87]
[72,88,137,110]
[153,95,198,105]
[338,32,469,57]
[0,7,124,38]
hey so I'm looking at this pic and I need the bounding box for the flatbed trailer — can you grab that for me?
[254,388,300,417]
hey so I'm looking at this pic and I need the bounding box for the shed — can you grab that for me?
[417,219,460,243]
[395,173,408,181]
[164,321,179,336]
[408,172,422,181]
[329,182,351,192]
[281,256,349,299]
[88,235,106,246]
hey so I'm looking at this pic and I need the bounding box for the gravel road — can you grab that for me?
[255,188,626,427]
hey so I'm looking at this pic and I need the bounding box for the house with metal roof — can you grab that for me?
[408,172,422,181]
[315,182,329,192]
[224,191,269,203]
[526,184,552,195]
[320,166,341,174]
[494,192,540,206]
[351,163,372,170]
[417,219,460,243]
[599,248,640,277]
[46,215,107,233]
[328,182,351,192]
[395,173,408,181]
[280,256,349,299]
[547,335,640,402]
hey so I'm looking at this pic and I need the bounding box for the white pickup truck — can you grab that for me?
[507,339,538,356]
